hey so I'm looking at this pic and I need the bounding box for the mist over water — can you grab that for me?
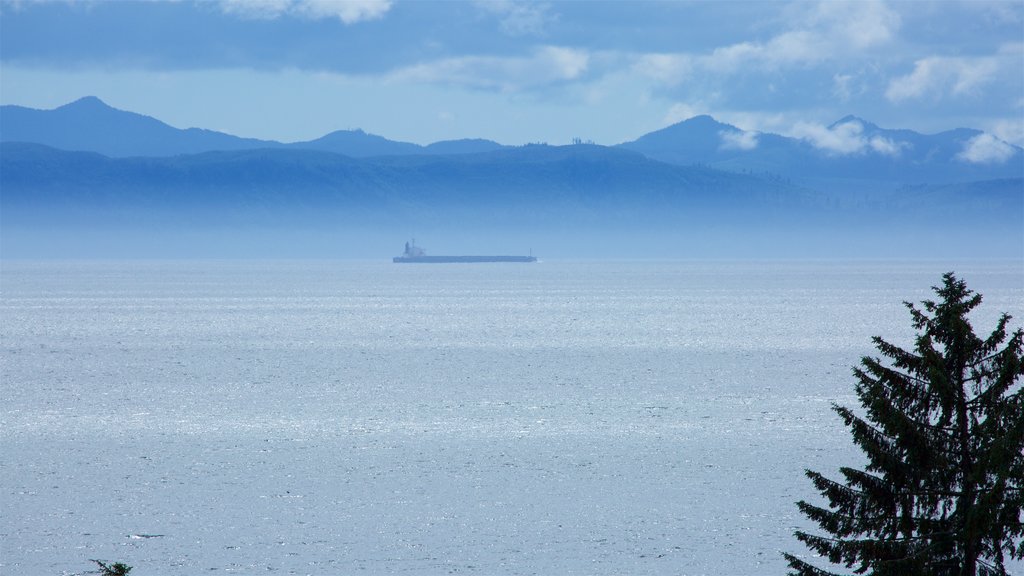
[4,220,1021,260]
[2,260,1023,575]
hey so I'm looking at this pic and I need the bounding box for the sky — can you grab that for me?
[1,0,1022,147]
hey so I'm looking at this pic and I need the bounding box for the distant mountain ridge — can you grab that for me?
[4,139,1019,220]
[617,114,1023,185]
[3,139,1020,259]
[0,96,283,157]
[2,96,1021,259]
[0,140,802,213]
[2,97,1021,188]
[0,96,506,158]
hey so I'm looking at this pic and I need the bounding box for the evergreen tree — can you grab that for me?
[784,273,1024,576]
[90,559,132,576]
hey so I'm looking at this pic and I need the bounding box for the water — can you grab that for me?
[2,260,1022,575]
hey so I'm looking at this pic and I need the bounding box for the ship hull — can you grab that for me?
[393,255,537,263]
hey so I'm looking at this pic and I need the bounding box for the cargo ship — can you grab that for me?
[393,240,537,263]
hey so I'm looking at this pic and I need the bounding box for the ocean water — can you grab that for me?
[2,259,1022,576]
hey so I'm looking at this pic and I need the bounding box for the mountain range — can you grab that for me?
[621,115,1023,186]
[1,97,1021,258]
[3,97,1022,184]
[0,96,506,158]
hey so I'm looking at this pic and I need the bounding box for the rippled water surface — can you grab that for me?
[3,260,1022,575]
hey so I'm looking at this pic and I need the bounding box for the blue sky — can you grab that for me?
[1,0,1022,147]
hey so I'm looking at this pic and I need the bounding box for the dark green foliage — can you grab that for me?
[785,273,1024,576]
[90,559,132,576]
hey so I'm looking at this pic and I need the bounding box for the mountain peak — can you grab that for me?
[678,114,726,128]
[298,128,423,157]
[624,114,737,146]
[59,96,113,111]
[829,115,878,131]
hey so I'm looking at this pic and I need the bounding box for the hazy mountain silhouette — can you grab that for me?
[424,139,507,155]
[0,97,284,157]
[0,141,805,215]
[4,97,1020,186]
[618,114,1023,185]
[4,140,1018,223]
[2,97,1021,258]
[294,129,422,156]
[0,97,506,158]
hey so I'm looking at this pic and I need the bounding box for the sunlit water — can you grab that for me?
[2,260,1022,575]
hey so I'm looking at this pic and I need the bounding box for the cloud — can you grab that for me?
[387,46,589,92]
[791,119,905,156]
[956,133,1017,164]
[702,30,825,73]
[832,73,854,101]
[707,0,899,71]
[633,53,692,86]
[868,136,903,157]
[634,0,900,88]
[298,0,392,23]
[886,56,999,101]
[972,1,1024,26]
[792,120,868,155]
[989,117,1024,147]
[219,0,291,19]
[801,0,901,49]
[475,0,557,37]
[219,0,392,24]
[719,129,759,151]
[543,46,589,79]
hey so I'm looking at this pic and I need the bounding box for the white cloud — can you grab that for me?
[801,0,901,49]
[704,42,755,73]
[789,119,906,157]
[633,53,692,86]
[219,0,291,19]
[297,0,391,24]
[703,1,899,73]
[634,1,900,87]
[219,0,392,23]
[791,120,867,155]
[886,42,1021,103]
[702,30,827,73]
[886,56,1000,102]
[832,73,855,101]
[989,117,1024,147]
[719,129,759,151]
[637,32,822,84]
[387,46,589,92]
[956,133,1017,164]
[708,1,898,71]
[868,136,904,157]
[475,0,557,37]
[542,46,589,79]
